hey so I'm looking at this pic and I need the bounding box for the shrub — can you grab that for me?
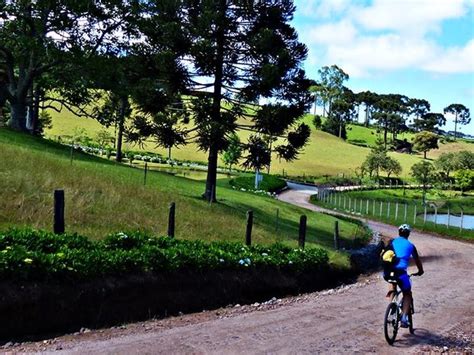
[229,174,286,193]
[0,229,329,281]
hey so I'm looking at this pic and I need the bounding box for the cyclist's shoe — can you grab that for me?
[400,314,410,328]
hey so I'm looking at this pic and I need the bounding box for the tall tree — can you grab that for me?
[322,87,356,139]
[435,152,456,180]
[317,65,349,117]
[0,0,136,132]
[222,133,242,172]
[413,131,439,159]
[411,160,436,204]
[372,94,409,147]
[412,112,446,133]
[356,90,379,127]
[184,1,313,202]
[443,104,471,140]
[408,98,430,129]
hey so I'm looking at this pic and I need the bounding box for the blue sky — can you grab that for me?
[292,0,474,135]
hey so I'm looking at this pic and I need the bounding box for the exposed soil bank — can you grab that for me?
[0,266,357,341]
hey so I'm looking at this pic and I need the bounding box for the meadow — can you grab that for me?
[0,128,370,267]
[45,108,474,179]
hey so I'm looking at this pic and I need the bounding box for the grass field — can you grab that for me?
[0,128,372,266]
[46,108,474,179]
[313,188,474,240]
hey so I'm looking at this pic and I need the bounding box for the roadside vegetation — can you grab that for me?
[0,129,367,267]
[0,229,329,281]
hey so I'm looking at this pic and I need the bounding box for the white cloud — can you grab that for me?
[295,0,352,19]
[302,20,357,45]
[298,0,474,77]
[423,39,474,74]
[353,0,469,36]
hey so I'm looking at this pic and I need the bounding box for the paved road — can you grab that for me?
[11,185,474,354]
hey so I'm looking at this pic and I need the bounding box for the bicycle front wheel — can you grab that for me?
[384,302,399,345]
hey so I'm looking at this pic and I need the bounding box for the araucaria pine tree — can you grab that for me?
[185,0,313,201]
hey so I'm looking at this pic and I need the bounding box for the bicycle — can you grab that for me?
[383,273,417,345]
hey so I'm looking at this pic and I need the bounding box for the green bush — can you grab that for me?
[0,229,329,281]
[229,174,287,193]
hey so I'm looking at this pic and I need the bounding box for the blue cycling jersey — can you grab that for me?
[392,236,415,270]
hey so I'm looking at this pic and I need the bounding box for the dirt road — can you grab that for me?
[7,187,473,354]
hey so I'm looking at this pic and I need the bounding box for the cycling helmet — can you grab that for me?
[398,224,411,237]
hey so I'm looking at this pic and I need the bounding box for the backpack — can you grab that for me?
[380,239,399,272]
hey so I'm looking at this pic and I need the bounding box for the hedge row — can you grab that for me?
[229,174,287,193]
[0,229,329,281]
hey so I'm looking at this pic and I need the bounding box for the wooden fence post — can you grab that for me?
[395,202,399,221]
[275,208,279,233]
[70,144,74,165]
[366,199,369,215]
[460,210,464,232]
[379,201,383,217]
[334,221,340,250]
[359,199,363,214]
[404,203,407,223]
[53,189,65,234]
[246,210,253,246]
[413,204,417,225]
[298,215,307,249]
[167,202,175,238]
[143,162,148,185]
[447,208,450,229]
[423,205,427,224]
[373,200,376,215]
[387,202,391,219]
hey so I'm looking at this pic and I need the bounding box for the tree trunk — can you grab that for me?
[267,139,273,174]
[9,101,28,132]
[204,145,218,202]
[365,105,369,127]
[115,96,127,162]
[454,113,458,140]
[203,0,225,202]
[168,146,172,160]
[383,127,388,148]
[423,151,427,159]
[30,86,41,135]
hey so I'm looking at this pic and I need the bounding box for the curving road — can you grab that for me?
[11,184,474,354]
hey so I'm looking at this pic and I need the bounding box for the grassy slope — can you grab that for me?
[45,110,474,178]
[0,128,368,266]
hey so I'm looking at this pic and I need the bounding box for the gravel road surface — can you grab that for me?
[5,186,473,354]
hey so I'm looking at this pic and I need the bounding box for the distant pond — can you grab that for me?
[425,214,474,230]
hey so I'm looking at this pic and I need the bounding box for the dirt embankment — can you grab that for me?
[4,188,473,354]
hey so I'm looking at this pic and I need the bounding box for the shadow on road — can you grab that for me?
[393,327,470,350]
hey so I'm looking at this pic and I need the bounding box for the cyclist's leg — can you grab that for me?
[398,272,412,316]
[383,271,398,298]
[401,290,412,315]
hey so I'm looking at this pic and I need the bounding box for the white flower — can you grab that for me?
[219,259,225,263]
[262,253,268,256]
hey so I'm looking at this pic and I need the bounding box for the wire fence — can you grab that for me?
[315,187,471,237]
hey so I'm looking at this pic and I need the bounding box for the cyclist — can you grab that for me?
[384,224,424,328]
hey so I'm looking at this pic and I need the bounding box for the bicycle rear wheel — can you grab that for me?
[384,302,399,345]
[408,304,414,334]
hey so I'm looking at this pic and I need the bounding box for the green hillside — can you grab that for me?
[0,128,369,266]
[45,109,474,179]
